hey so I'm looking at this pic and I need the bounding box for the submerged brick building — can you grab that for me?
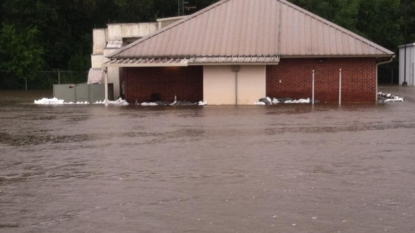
[103,0,394,104]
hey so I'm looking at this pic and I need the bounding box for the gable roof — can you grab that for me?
[108,0,394,63]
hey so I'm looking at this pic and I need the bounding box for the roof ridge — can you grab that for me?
[109,0,232,58]
[279,0,393,55]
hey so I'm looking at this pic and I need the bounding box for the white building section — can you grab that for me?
[237,66,266,105]
[203,66,266,105]
[399,43,415,86]
[107,23,158,42]
[89,17,185,99]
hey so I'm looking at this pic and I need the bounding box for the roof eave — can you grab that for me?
[189,62,279,66]
[398,43,415,48]
[280,54,395,59]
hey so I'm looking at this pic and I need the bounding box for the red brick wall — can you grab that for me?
[122,66,203,103]
[266,58,377,103]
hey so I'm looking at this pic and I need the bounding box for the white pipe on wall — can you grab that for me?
[104,68,109,106]
[376,56,395,101]
[339,69,342,106]
[312,70,315,105]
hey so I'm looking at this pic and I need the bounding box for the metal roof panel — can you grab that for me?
[109,0,394,61]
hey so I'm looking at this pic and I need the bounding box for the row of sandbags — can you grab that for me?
[378,92,404,102]
[140,100,207,106]
[254,97,312,105]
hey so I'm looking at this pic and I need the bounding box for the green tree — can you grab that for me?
[0,23,45,90]
[151,0,219,18]
[289,0,402,52]
[404,0,415,43]
[356,0,402,51]
[68,52,90,71]
[2,0,97,70]
[153,0,177,18]
[187,0,220,15]
[289,0,360,32]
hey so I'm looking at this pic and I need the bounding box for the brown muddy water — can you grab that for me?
[1,87,415,233]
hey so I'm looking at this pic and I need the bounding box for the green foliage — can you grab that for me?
[332,0,360,32]
[405,0,415,43]
[288,0,407,52]
[152,0,219,18]
[68,53,91,72]
[153,0,177,18]
[356,0,402,51]
[0,23,45,81]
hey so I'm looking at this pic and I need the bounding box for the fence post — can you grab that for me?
[58,70,61,84]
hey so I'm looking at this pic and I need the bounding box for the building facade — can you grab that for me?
[103,0,394,104]
[399,43,415,86]
[89,17,185,99]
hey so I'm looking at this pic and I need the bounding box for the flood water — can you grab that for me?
[1,87,415,233]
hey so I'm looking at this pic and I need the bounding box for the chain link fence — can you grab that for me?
[378,67,399,85]
[0,70,88,90]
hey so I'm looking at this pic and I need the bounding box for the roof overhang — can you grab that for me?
[104,56,280,67]
[103,58,189,67]
[398,43,415,48]
[280,55,395,59]
[156,16,186,22]
[189,56,279,65]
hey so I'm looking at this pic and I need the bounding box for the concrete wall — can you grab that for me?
[93,29,107,55]
[267,58,377,103]
[91,55,104,69]
[104,49,120,99]
[53,84,106,103]
[107,23,158,41]
[399,44,415,86]
[157,16,185,29]
[91,23,160,99]
[203,66,266,105]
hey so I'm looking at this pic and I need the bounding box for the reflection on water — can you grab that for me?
[1,88,415,233]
